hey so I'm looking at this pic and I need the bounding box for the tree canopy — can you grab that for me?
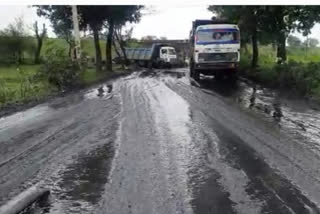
[287,35,302,48]
[35,5,143,72]
[208,6,320,66]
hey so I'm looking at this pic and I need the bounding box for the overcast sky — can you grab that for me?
[0,5,319,41]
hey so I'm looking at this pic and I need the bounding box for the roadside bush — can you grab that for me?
[0,79,16,104]
[240,46,320,99]
[38,44,83,91]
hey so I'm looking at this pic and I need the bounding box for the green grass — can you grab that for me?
[0,63,126,107]
[41,38,115,60]
[80,64,126,86]
[287,47,320,63]
[0,36,124,108]
[80,68,108,85]
[240,45,320,100]
[0,64,53,105]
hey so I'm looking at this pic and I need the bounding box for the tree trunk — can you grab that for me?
[18,50,22,64]
[243,43,249,54]
[106,19,114,72]
[276,32,287,64]
[251,29,258,68]
[92,27,102,72]
[112,39,125,69]
[34,38,42,64]
[114,30,129,66]
[68,43,72,58]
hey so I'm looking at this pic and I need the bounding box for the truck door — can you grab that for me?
[160,48,168,61]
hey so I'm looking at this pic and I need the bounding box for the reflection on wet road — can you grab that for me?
[1,69,320,213]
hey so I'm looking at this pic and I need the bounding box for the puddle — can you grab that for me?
[198,77,320,156]
[22,142,115,214]
[84,84,113,100]
[0,105,52,132]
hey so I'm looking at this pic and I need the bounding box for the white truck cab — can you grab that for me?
[160,46,177,63]
[190,20,240,80]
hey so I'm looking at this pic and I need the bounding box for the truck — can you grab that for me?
[125,43,178,68]
[189,19,240,80]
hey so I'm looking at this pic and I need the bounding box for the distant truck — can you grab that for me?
[125,44,178,68]
[189,19,240,80]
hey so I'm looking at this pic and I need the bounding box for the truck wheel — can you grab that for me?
[193,69,200,81]
[189,60,196,79]
[227,71,237,82]
[158,61,165,69]
[215,73,224,81]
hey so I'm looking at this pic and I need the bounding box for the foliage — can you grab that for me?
[103,6,144,71]
[38,43,82,91]
[35,5,144,72]
[303,37,319,48]
[35,6,75,58]
[287,35,302,47]
[240,45,320,99]
[33,21,47,64]
[208,6,320,64]
[0,17,36,64]
[0,65,49,105]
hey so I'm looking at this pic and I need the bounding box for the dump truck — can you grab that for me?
[189,19,240,80]
[125,43,178,68]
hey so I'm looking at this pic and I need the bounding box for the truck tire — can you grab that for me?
[193,69,200,81]
[147,61,153,70]
[215,73,224,81]
[190,60,199,80]
[189,61,194,78]
[226,70,237,82]
[158,61,165,69]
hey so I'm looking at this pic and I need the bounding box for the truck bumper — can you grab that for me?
[195,62,238,71]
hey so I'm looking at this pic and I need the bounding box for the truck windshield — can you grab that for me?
[168,49,176,55]
[196,29,239,44]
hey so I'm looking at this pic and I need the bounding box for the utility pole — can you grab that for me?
[71,5,81,64]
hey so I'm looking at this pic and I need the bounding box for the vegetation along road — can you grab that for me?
[1,69,320,213]
[2,4,320,214]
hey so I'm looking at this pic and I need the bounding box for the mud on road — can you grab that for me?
[1,68,320,214]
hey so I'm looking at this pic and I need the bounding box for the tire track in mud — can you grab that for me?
[2,70,320,214]
[0,83,122,212]
[163,74,320,213]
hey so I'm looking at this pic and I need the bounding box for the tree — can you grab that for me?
[304,38,319,48]
[36,6,107,72]
[104,6,143,72]
[260,6,320,62]
[33,21,47,64]
[78,6,112,72]
[35,6,75,58]
[113,26,133,66]
[287,35,302,47]
[0,17,35,63]
[210,6,264,68]
[159,36,167,40]
[209,6,320,65]
[36,6,144,72]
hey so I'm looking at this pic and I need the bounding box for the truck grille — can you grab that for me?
[198,52,238,62]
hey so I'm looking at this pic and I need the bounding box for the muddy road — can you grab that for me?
[1,68,320,214]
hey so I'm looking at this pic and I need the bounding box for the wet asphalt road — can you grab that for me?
[1,68,320,214]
